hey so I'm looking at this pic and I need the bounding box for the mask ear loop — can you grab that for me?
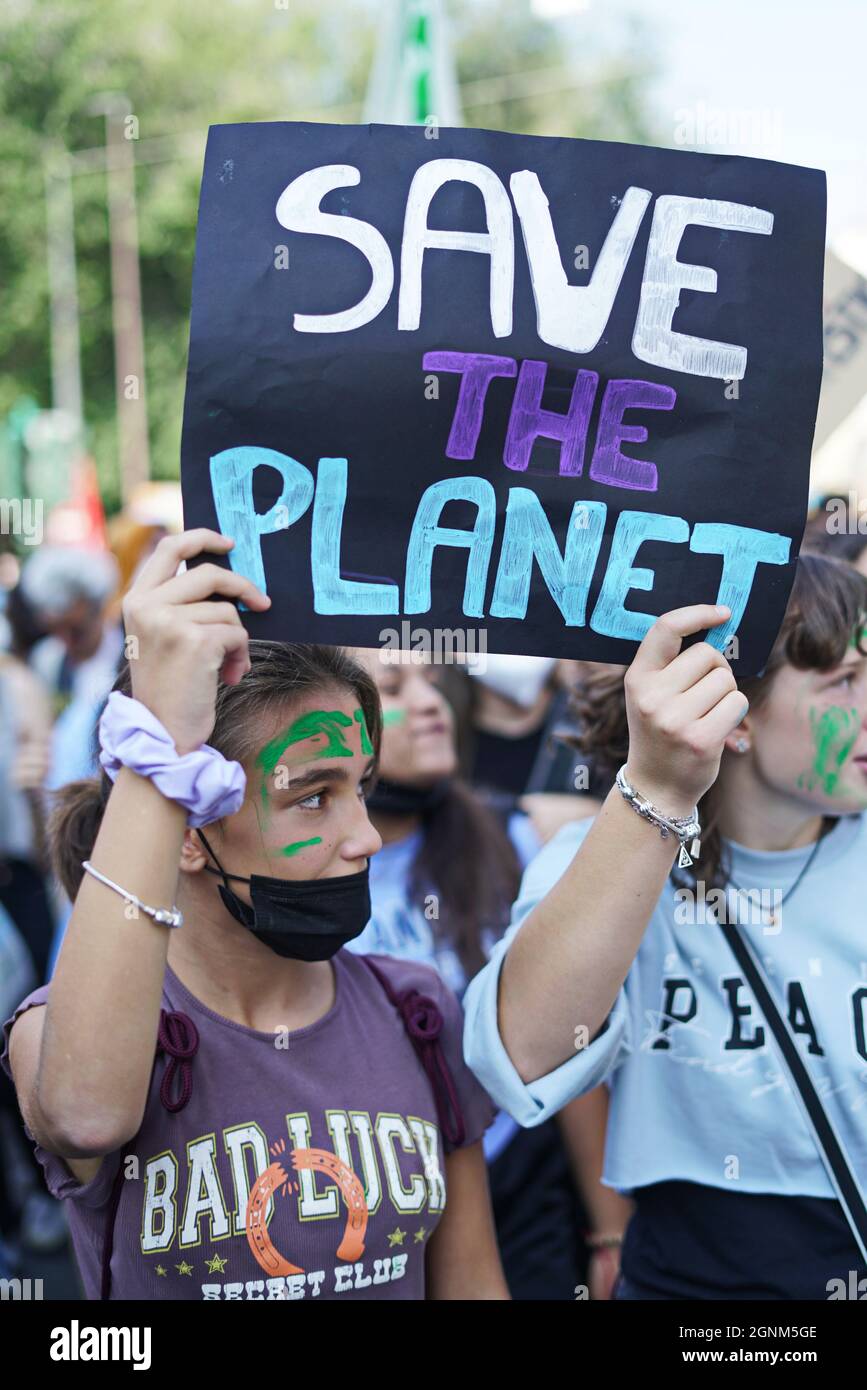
[196,829,251,886]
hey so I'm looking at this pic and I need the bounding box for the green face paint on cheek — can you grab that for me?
[280,836,323,857]
[800,705,860,795]
[382,709,406,727]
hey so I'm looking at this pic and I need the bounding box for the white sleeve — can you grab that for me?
[462,821,631,1127]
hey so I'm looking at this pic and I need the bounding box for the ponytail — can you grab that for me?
[49,773,113,900]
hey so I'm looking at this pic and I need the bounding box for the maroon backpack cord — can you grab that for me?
[361,955,466,1148]
[99,963,464,1299]
[99,1009,199,1301]
[156,1009,200,1113]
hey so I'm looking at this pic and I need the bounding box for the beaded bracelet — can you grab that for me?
[615,764,701,868]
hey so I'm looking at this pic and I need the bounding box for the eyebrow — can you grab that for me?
[822,654,863,676]
[270,758,376,795]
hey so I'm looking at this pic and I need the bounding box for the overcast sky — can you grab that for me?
[584,0,867,269]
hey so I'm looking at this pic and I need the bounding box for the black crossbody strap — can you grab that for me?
[719,917,867,1262]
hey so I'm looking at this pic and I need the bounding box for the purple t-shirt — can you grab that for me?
[1,950,495,1301]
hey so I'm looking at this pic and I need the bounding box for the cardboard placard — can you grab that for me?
[181,121,826,674]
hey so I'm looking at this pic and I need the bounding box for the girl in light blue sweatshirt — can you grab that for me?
[463,554,867,1299]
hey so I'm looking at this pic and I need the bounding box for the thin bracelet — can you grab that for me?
[615,765,701,867]
[81,861,184,928]
[585,1232,624,1250]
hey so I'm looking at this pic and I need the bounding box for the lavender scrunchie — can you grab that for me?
[98,691,246,827]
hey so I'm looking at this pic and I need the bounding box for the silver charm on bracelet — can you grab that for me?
[615,766,701,868]
[81,861,184,928]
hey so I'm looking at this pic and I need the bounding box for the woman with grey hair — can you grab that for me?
[20,547,121,716]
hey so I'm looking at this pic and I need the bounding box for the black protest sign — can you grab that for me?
[180,121,826,674]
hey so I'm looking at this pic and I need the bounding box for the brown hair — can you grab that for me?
[49,642,382,900]
[408,781,522,982]
[567,553,867,888]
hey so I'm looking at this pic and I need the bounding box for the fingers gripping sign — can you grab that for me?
[623,603,749,818]
[121,530,271,756]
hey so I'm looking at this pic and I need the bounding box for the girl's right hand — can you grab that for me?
[622,603,749,817]
[121,529,271,755]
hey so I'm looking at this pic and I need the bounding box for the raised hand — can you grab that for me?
[623,604,748,816]
[121,529,270,755]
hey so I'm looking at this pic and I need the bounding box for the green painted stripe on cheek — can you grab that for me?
[280,837,323,857]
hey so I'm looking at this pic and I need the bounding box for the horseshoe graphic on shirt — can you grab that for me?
[245,1147,369,1275]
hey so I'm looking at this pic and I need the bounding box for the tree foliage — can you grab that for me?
[0,0,657,510]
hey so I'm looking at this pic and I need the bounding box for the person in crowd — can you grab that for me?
[19,546,121,716]
[0,652,54,981]
[441,657,604,848]
[1,530,507,1301]
[19,546,124,798]
[0,901,37,1276]
[348,652,535,990]
[464,654,562,796]
[0,577,47,662]
[0,584,69,1262]
[346,651,630,1298]
[464,554,867,1299]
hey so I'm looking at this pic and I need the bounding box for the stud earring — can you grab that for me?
[735,737,749,753]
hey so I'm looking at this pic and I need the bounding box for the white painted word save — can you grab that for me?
[275,159,773,380]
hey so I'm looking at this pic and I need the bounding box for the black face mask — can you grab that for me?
[196,830,370,962]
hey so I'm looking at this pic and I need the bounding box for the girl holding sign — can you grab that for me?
[1,530,508,1302]
[463,554,867,1299]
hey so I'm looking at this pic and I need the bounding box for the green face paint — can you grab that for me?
[257,709,354,811]
[382,709,406,727]
[280,836,323,857]
[800,705,860,795]
[353,707,374,755]
[849,619,867,650]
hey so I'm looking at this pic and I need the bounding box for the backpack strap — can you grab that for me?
[100,1008,199,1300]
[718,916,867,1263]
[360,953,465,1148]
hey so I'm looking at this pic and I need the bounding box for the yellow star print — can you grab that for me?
[205,1254,228,1274]
[175,1261,194,1276]
[155,1265,167,1277]
[387,1228,406,1247]
[414,1228,427,1244]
